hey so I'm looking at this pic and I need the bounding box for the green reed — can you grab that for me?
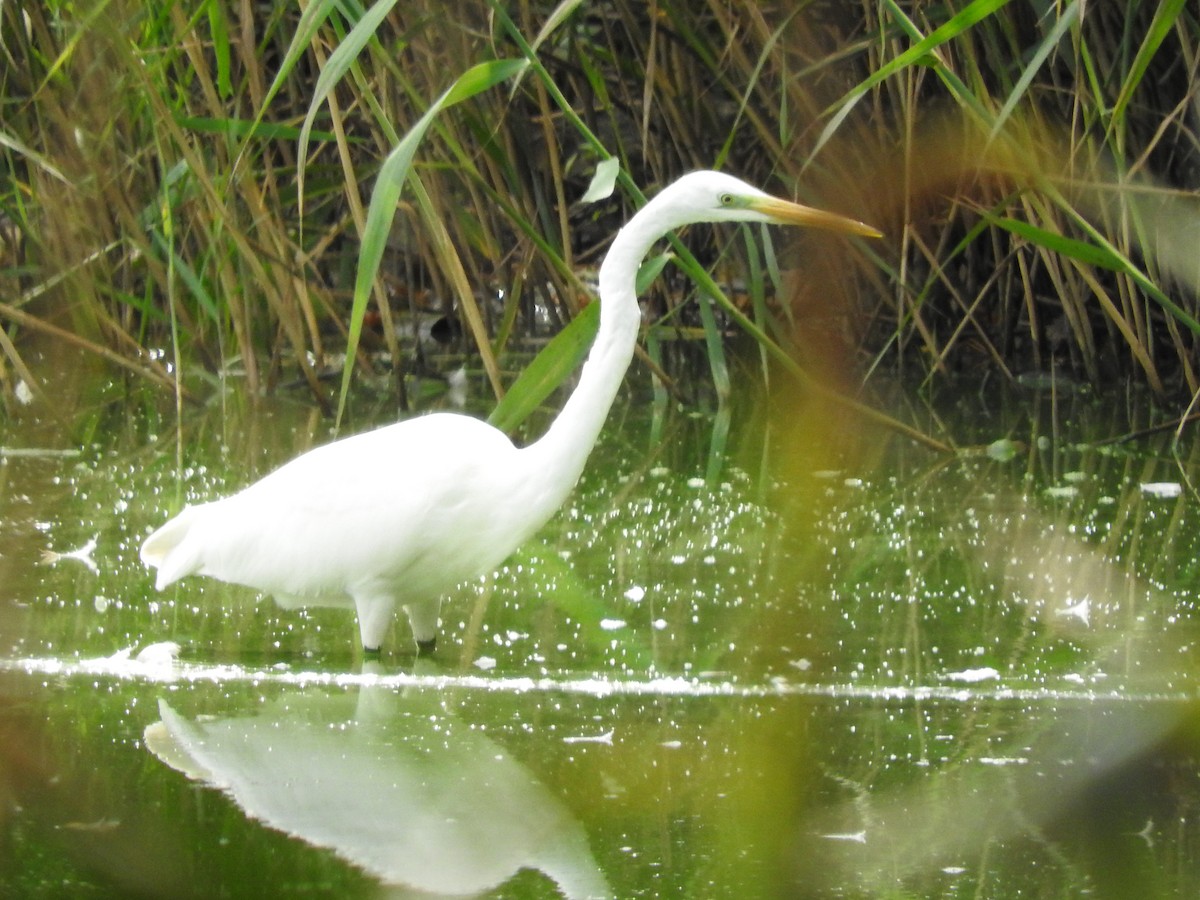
[1,1,1196,433]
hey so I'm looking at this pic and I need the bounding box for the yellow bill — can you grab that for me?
[751,195,882,239]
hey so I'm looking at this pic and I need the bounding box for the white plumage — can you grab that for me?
[141,171,879,652]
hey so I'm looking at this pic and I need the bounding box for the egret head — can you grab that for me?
[648,170,882,238]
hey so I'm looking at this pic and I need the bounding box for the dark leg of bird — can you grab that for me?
[404,601,440,656]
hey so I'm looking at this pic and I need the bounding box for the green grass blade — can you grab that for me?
[233,0,339,172]
[297,0,402,214]
[510,0,585,95]
[715,9,801,169]
[696,288,731,404]
[147,230,221,322]
[636,252,672,296]
[205,0,232,99]
[337,58,529,427]
[0,129,67,183]
[486,246,678,435]
[811,0,1011,161]
[487,301,599,434]
[529,0,586,54]
[990,215,1127,271]
[991,211,1200,337]
[991,1,1080,137]
[1109,0,1188,133]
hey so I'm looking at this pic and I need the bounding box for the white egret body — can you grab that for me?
[141,171,879,652]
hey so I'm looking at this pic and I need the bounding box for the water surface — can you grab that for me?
[3,367,1200,897]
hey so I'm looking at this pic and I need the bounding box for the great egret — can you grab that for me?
[141,171,880,653]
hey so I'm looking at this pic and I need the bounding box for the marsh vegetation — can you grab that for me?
[2,1,1198,427]
[4,2,1200,897]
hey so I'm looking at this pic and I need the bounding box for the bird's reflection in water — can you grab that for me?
[143,666,611,899]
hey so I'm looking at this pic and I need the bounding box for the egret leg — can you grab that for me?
[353,593,398,653]
[404,599,441,654]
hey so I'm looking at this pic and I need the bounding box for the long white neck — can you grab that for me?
[520,200,673,513]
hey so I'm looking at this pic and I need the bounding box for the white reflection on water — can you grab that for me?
[142,671,612,898]
[3,651,1193,705]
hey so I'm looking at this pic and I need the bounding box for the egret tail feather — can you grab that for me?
[140,504,208,589]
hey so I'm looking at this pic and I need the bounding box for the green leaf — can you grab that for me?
[991,216,1125,271]
[234,0,338,170]
[992,0,1080,137]
[487,301,600,434]
[986,438,1020,462]
[297,0,402,213]
[1110,0,1188,131]
[635,253,672,296]
[338,58,530,426]
[443,58,530,105]
[811,0,1011,161]
[205,0,232,99]
[580,157,621,203]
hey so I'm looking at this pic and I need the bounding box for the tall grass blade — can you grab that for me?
[488,301,600,434]
[991,1,1080,137]
[990,215,1127,272]
[530,0,586,55]
[296,0,401,215]
[696,290,731,405]
[1109,0,1188,135]
[408,175,505,402]
[0,130,67,183]
[510,0,586,96]
[234,0,339,173]
[177,116,340,143]
[636,253,673,296]
[993,208,1200,337]
[811,0,1010,163]
[204,0,232,99]
[337,58,529,427]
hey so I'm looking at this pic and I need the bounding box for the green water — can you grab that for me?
[3,365,1200,898]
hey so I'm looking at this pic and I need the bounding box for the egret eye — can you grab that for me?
[719,193,735,207]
